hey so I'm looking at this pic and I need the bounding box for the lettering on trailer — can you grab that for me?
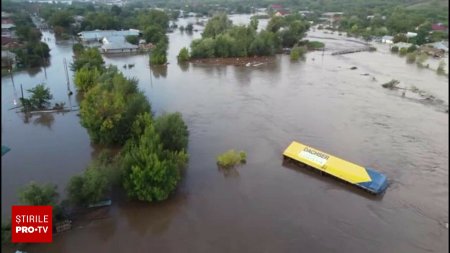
[298,147,330,167]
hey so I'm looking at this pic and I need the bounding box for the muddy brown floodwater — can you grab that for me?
[2,15,448,253]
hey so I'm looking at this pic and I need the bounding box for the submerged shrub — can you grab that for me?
[406,52,417,63]
[391,46,399,53]
[217,149,247,168]
[399,47,407,56]
[437,60,446,75]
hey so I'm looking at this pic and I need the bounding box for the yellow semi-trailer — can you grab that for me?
[283,141,388,195]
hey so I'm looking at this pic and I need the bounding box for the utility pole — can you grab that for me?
[63,58,73,95]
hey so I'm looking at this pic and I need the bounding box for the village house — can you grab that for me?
[100,36,139,54]
[320,12,344,27]
[78,29,143,54]
[78,29,140,43]
[431,23,448,32]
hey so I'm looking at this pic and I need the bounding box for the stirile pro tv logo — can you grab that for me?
[12,206,53,243]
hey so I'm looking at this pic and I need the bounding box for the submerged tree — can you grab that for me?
[21,84,53,111]
[122,113,188,202]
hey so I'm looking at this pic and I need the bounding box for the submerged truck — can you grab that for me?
[283,141,388,195]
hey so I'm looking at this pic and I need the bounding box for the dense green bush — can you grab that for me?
[407,45,417,53]
[306,41,325,50]
[19,182,59,206]
[66,166,108,207]
[126,35,139,45]
[150,41,168,65]
[290,46,307,61]
[74,66,101,92]
[177,47,190,62]
[217,150,247,168]
[391,46,399,53]
[154,112,189,152]
[399,47,408,56]
[71,48,105,71]
[72,43,85,56]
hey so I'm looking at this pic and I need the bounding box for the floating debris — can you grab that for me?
[381,79,400,89]
[350,66,357,70]
[128,64,135,68]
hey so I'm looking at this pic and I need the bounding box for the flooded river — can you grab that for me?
[2,15,448,253]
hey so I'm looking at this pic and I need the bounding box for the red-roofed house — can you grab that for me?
[432,23,448,32]
[270,4,283,11]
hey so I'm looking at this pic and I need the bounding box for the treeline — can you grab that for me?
[35,2,171,36]
[179,13,310,60]
[337,6,448,44]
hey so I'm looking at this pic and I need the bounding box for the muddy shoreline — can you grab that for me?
[189,56,275,66]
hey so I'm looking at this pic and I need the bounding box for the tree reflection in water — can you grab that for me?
[22,112,55,130]
[151,65,168,79]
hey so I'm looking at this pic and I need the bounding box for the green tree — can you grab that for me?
[66,166,108,207]
[49,11,74,29]
[74,66,101,92]
[126,35,139,45]
[177,47,190,62]
[122,113,187,202]
[143,25,165,44]
[22,84,53,110]
[267,16,285,33]
[202,13,232,38]
[71,48,105,71]
[190,38,215,58]
[150,41,168,65]
[393,33,407,43]
[80,68,151,145]
[72,43,85,56]
[154,112,189,152]
[19,182,58,206]
[290,46,306,61]
[249,30,278,56]
[138,9,169,30]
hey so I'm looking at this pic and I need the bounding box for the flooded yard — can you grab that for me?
[1,15,448,253]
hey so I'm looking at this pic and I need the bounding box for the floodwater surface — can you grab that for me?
[1,15,448,253]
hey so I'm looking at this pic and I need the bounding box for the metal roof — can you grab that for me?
[78,29,139,41]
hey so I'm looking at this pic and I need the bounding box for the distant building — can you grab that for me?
[321,12,344,26]
[298,10,313,17]
[381,35,394,44]
[274,10,289,17]
[1,23,15,38]
[269,4,283,11]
